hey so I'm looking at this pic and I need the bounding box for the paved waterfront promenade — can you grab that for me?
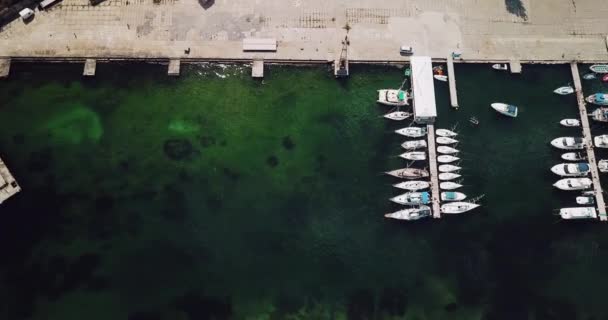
[0,0,607,62]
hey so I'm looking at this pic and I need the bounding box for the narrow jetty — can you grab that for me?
[509,60,522,73]
[427,124,441,218]
[571,62,607,220]
[446,54,458,108]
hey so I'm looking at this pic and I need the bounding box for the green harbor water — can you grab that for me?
[1,62,608,320]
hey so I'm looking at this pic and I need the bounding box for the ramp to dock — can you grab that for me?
[571,62,607,221]
[447,54,458,108]
[427,124,441,218]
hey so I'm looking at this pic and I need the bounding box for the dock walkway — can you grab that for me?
[447,54,458,108]
[427,124,441,218]
[570,62,606,221]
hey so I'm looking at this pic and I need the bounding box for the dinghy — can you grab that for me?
[553,178,593,190]
[390,192,431,205]
[438,164,461,172]
[599,160,608,172]
[436,137,458,144]
[440,202,480,214]
[554,86,574,95]
[550,137,585,150]
[550,163,590,177]
[384,206,432,221]
[490,103,518,117]
[492,64,508,71]
[590,107,608,122]
[393,181,430,191]
[377,89,410,106]
[595,134,608,148]
[559,207,597,220]
[576,195,594,205]
[433,75,448,82]
[583,73,596,80]
[437,155,460,163]
[589,64,608,73]
[399,151,426,161]
[441,191,466,202]
[401,140,427,150]
[383,111,412,121]
[395,127,426,137]
[437,146,459,154]
[586,93,608,105]
[562,152,586,161]
[385,168,430,179]
[436,129,457,137]
[439,172,461,181]
[440,181,462,190]
[559,119,580,127]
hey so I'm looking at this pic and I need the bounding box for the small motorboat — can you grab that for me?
[400,151,426,161]
[393,180,430,191]
[469,117,480,125]
[559,119,580,127]
[439,164,461,172]
[440,181,462,190]
[590,107,608,122]
[559,207,597,220]
[595,134,608,148]
[390,192,431,205]
[589,64,608,74]
[553,178,593,191]
[440,202,480,214]
[550,137,585,150]
[383,111,412,121]
[377,89,410,106]
[492,63,508,71]
[385,168,430,179]
[436,137,458,144]
[437,146,459,154]
[436,129,457,137]
[441,191,466,202]
[433,75,448,82]
[562,152,586,161]
[599,159,608,172]
[439,172,461,181]
[438,155,460,163]
[401,140,427,150]
[550,163,590,177]
[586,93,608,105]
[576,195,595,205]
[384,206,432,221]
[490,103,518,118]
[603,74,608,82]
[583,73,597,80]
[395,127,426,137]
[553,86,574,95]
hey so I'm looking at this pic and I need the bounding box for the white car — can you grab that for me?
[400,46,413,55]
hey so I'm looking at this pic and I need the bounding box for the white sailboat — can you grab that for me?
[436,137,458,144]
[553,86,574,95]
[401,140,427,150]
[599,159,608,173]
[553,178,593,190]
[384,206,432,221]
[550,137,585,150]
[386,168,430,179]
[437,146,459,154]
[441,191,466,202]
[438,164,461,172]
[437,155,460,163]
[399,151,426,161]
[439,172,461,181]
[433,74,448,82]
[383,111,412,121]
[562,152,586,161]
[550,163,590,177]
[440,181,462,190]
[390,192,431,205]
[440,202,480,214]
[393,181,431,191]
[377,89,410,106]
[395,127,426,137]
[436,129,457,137]
[490,103,518,117]
[559,119,580,127]
[492,63,508,71]
[594,134,608,148]
[559,207,597,220]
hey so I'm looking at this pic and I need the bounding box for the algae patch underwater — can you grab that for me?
[44,106,103,144]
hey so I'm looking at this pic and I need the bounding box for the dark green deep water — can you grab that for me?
[1,63,608,320]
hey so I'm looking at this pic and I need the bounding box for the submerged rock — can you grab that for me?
[163,139,193,160]
[266,155,279,167]
[282,136,295,150]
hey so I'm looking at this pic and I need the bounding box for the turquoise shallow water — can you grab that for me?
[1,63,608,319]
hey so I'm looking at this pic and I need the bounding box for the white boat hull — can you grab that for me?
[553,178,593,190]
[440,202,480,214]
[594,135,608,148]
[560,119,580,127]
[551,137,585,150]
[441,191,466,201]
[492,64,508,71]
[554,86,574,95]
[400,151,426,161]
[550,163,590,177]
[385,206,432,220]
[436,129,457,137]
[401,140,427,150]
[433,75,448,82]
[440,182,462,190]
[436,137,458,144]
[562,152,586,161]
[491,102,518,118]
[437,146,459,154]
[393,181,431,191]
[437,155,460,163]
[384,111,411,121]
[438,164,461,172]
[395,127,426,137]
[386,168,430,179]
[378,89,409,106]
[439,172,461,181]
[599,160,608,172]
[559,207,597,220]
[390,192,431,205]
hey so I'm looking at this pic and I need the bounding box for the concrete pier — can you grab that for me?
[0,58,10,78]
[168,59,180,76]
[427,124,441,218]
[83,59,96,76]
[252,58,264,78]
[571,62,607,221]
[509,60,522,74]
[447,54,458,108]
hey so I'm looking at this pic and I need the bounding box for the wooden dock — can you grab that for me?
[427,124,441,218]
[446,54,458,108]
[571,62,607,221]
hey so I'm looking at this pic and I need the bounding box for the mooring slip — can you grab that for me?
[0,58,10,78]
[447,54,458,108]
[427,124,441,218]
[570,62,607,221]
[0,156,20,204]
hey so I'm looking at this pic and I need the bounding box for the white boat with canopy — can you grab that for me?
[437,146,459,154]
[377,89,410,106]
[599,160,608,172]
[440,181,462,190]
[559,207,597,220]
[562,152,586,161]
[589,64,608,73]
[553,86,574,95]
[395,127,426,137]
[393,181,430,191]
[551,137,585,150]
[401,140,427,150]
[553,178,592,190]
[439,172,461,181]
[438,164,461,172]
[559,119,580,127]
[492,64,508,71]
[436,137,458,144]
[441,191,466,202]
[590,108,608,122]
[390,192,431,205]
[436,129,457,137]
[550,163,590,177]
[594,134,608,148]
[400,151,426,161]
[438,155,459,163]
[586,93,608,105]
[440,202,480,214]
[491,103,518,118]
[384,206,432,221]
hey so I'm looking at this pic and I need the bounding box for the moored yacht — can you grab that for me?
[550,163,590,177]
[440,202,480,214]
[393,180,430,191]
[559,207,597,220]
[553,178,593,190]
[550,137,585,150]
[594,134,608,148]
[378,89,410,106]
[384,206,432,221]
[386,168,430,179]
[395,127,426,137]
[390,192,431,205]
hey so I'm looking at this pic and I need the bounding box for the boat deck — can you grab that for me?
[571,62,607,221]
[0,156,20,204]
[447,54,458,108]
[427,124,441,218]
